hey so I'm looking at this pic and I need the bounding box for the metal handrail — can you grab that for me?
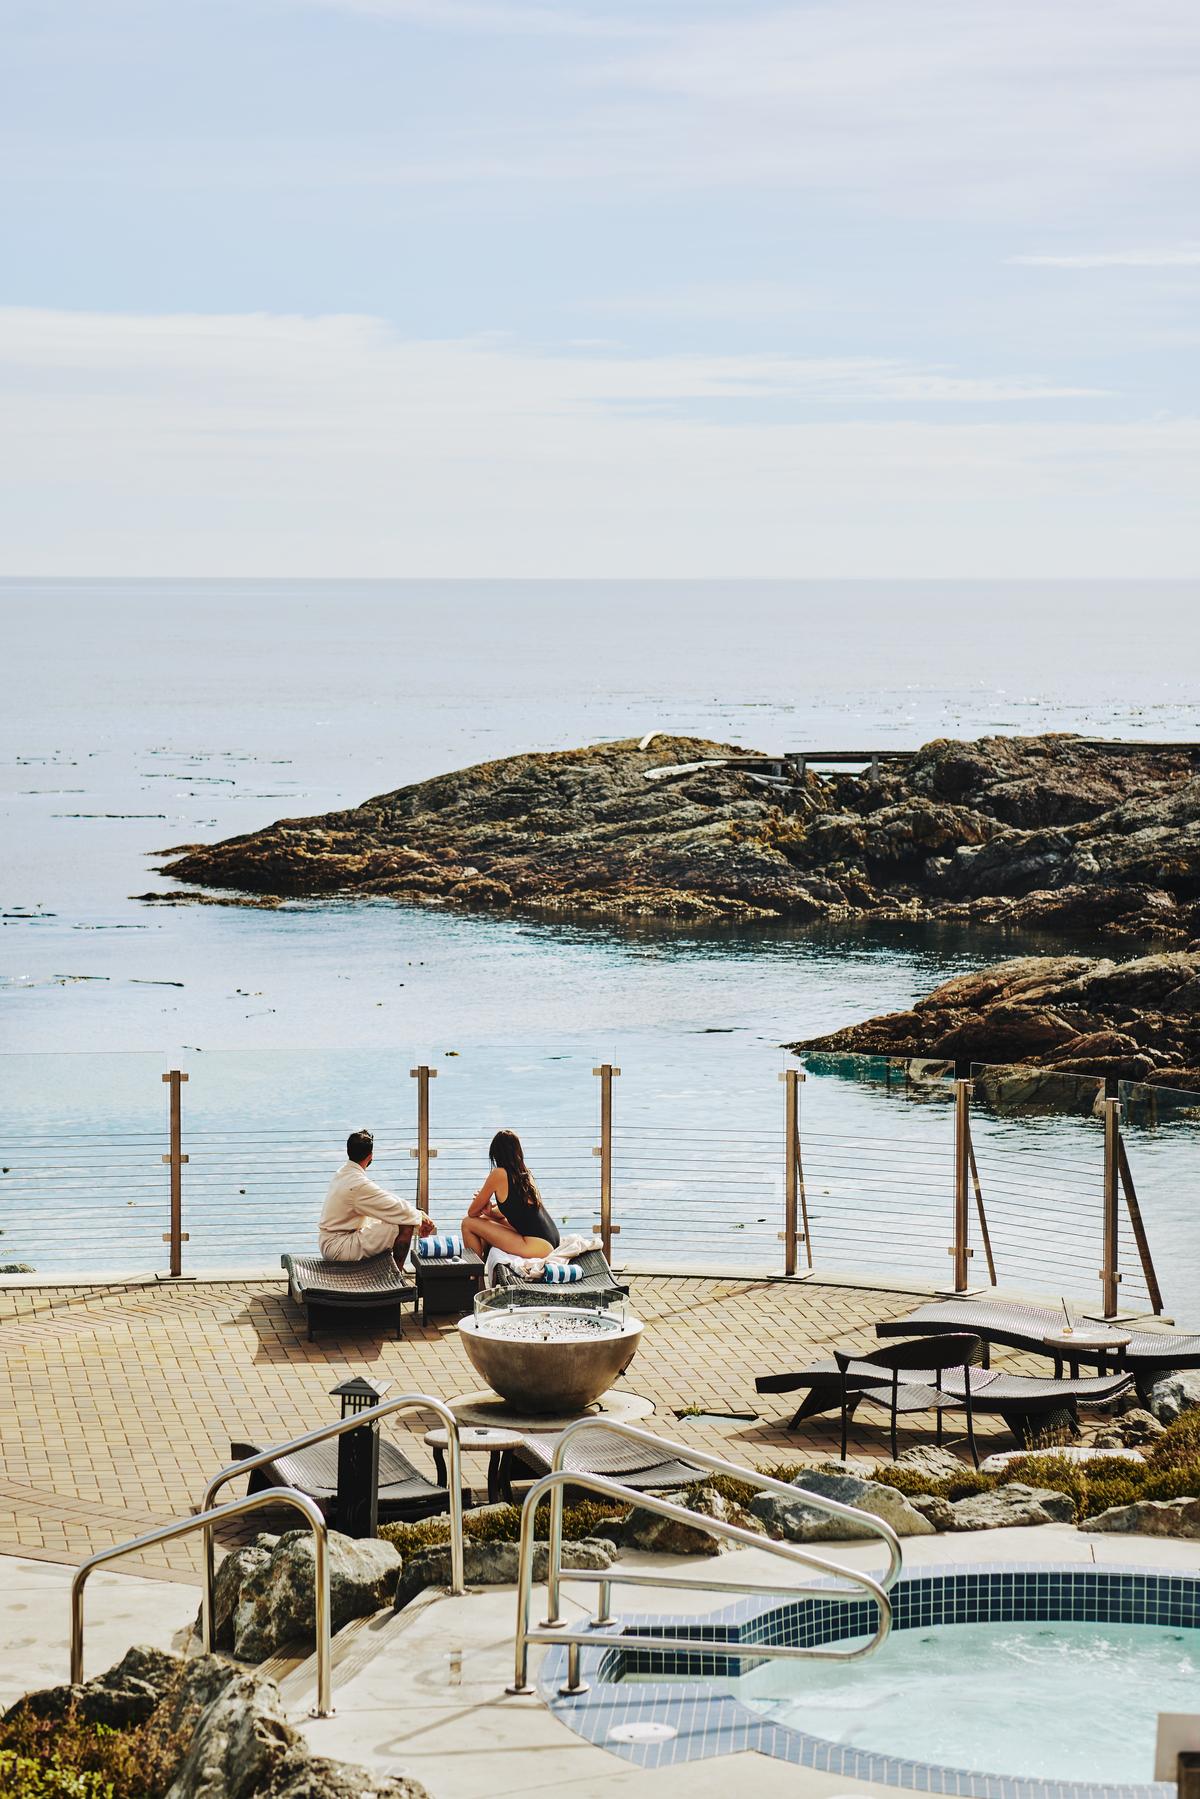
[71,1487,334,1717]
[542,1416,902,1627]
[199,1392,465,1649]
[507,1467,894,1696]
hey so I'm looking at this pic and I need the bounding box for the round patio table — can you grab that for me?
[1040,1328,1131,1379]
[424,1425,526,1504]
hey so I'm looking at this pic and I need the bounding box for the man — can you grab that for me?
[318,1128,436,1266]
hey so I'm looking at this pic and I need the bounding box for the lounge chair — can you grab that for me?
[229,1434,463,1524]
[412,1246,485,1324]
[757,1333,1133,1463]
[874,1298,1200,1379]
[511,1428,706,1496]
[280,1252,413,1341]
[491,1246,629,1305]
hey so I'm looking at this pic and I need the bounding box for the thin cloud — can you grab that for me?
[1012,247,1200,269]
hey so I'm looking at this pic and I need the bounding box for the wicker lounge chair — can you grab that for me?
[229,1434,462,1524]
[511,1427,706,1496]
[280,1252,413,1341]
[490,1246,628,1304]
[757,1334,1133,1462]
[874,1298,1200,1379]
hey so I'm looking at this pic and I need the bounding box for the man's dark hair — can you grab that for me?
[346,1129,374,1164]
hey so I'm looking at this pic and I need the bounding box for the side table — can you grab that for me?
[425,1425,527,1505]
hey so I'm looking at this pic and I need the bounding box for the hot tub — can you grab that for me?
[543,1565,1200,1796]
[457,1304,643,1414]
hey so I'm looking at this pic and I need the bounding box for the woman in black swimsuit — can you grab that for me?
[461,1128,561,1260]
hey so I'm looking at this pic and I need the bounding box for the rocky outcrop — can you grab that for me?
[623,1487,764,1556]
[1087,1497,1200,1538]
[1146,1370,1200,1424]
[146,733,1200,944]
[206,1530,401,1662]
[947,1482,1077,1530]
[393,1536,618,1611]
[793,951,1200,1090]
[748,1470,935,1540]
[6,1650,429,1799]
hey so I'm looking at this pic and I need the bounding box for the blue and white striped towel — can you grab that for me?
[417,1232,464,1260]
[543,1259,583,1284]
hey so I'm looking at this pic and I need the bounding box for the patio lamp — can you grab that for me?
[329,1376,392,1537]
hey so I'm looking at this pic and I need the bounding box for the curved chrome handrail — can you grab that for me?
[199,1392,465,1648]
[541,1415,902,1626]
[71,1487,335,1716]
[507,1467,894,1696]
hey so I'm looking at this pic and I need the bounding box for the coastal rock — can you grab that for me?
[2,1643,184,1729]
[212,1529,401,1663]
[947,1483,1077,1530]
[749,1471,934,1540]
[1146,1371,1200,1425]
[906,1493,957,1531]
[623,1487,764,1557]
[149,735,1200,973]
[795,949,1200,1092]
[887,1445,967,1482]
[1086,1498,1200,1539]
[393,1537,618,1610]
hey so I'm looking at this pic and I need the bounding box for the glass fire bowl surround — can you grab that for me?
[541,1564,1200,1798]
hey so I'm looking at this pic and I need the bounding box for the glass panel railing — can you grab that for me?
[1118,1078,1200,1319]
[793,1053,955,1287]
[968,1063,1124,1310]
[0,1051,167,1274]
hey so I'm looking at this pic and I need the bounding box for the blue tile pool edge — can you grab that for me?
[538,1562,1196,1798]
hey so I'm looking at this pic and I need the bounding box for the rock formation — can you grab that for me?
[791,950,1200,1089]
[145,733,1200,940]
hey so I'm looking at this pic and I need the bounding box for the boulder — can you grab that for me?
[1098,1408,1164,1446]
[265,1749,429,1797]
[623,1487,764,1558]
[216,1529,401,1663]
[2,1642,182,1729]
[165,1671,293,1799]
[815,1457,877,1479]
[948,1483,1076,1531]
[749,1470,934,1541]
[393,1537,617,1611]
[887,1445,967,1482]
[1087,1497,1200,1539]
[210,1540,274,1652]
[906,1492,956,1531]
[1146,1371,1200,1425]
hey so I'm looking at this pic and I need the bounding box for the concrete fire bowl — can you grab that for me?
[457,1306,643,1415]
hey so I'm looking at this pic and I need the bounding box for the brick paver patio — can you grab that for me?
[0,1273,1046,1581]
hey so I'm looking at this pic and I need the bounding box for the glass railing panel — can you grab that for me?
[0,1050,167,1275]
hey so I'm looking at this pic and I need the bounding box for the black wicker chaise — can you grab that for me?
[490,1246,628,1304]
[873,1298,1200,1380]
[757,1332,1133,1462]
[229,1434,462,1524]
[511,1427,706,1496]
[280,1252,413,1340]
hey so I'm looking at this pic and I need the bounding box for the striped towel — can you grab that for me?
[543,1259,583,1284]
[416,1232,464,1260]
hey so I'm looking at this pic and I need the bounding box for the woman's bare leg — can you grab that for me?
[461,1214,538,1258]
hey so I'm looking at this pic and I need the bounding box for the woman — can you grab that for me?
[461,1128,561,1261]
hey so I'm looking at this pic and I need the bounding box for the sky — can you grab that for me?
[2,0,1199,577]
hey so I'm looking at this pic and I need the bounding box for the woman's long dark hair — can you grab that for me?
[489,1128,540,1209]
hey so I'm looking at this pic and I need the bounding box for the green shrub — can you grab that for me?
[0,1705,189,1799]
[1147,1411,1200,1472]
[683,1474,760,1509]
[379,1497,629,1555]
[1142,1458,1200,1503]
[998,1454,1088,1517]
[0,1751,114,1798]
[940,1470,998,1502]
[870,1466,939,1498]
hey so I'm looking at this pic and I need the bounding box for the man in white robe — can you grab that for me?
[318,1128,436,1264]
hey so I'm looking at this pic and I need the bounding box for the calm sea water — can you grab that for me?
[3,579,1199,1298]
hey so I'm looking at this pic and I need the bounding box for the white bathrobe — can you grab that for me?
[318,1161,423,1262]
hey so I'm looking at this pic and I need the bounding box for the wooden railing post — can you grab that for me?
[778,1069,808,1275]
[592,1065,620,1259]
[160,1070,189,1278]
[951,1078,973,1292]
[409,1065,437,1212]
[1101,1094,1121,1318]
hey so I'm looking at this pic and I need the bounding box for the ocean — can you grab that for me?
[4,578,1200,1303]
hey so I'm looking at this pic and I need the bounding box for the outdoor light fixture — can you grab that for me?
[330,1375,392,1419]
[328,1376,392,1536]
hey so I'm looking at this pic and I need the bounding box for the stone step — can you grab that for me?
[273,1600,431,1713]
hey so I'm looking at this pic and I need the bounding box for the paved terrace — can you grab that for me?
[0,1272,1053,1579]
